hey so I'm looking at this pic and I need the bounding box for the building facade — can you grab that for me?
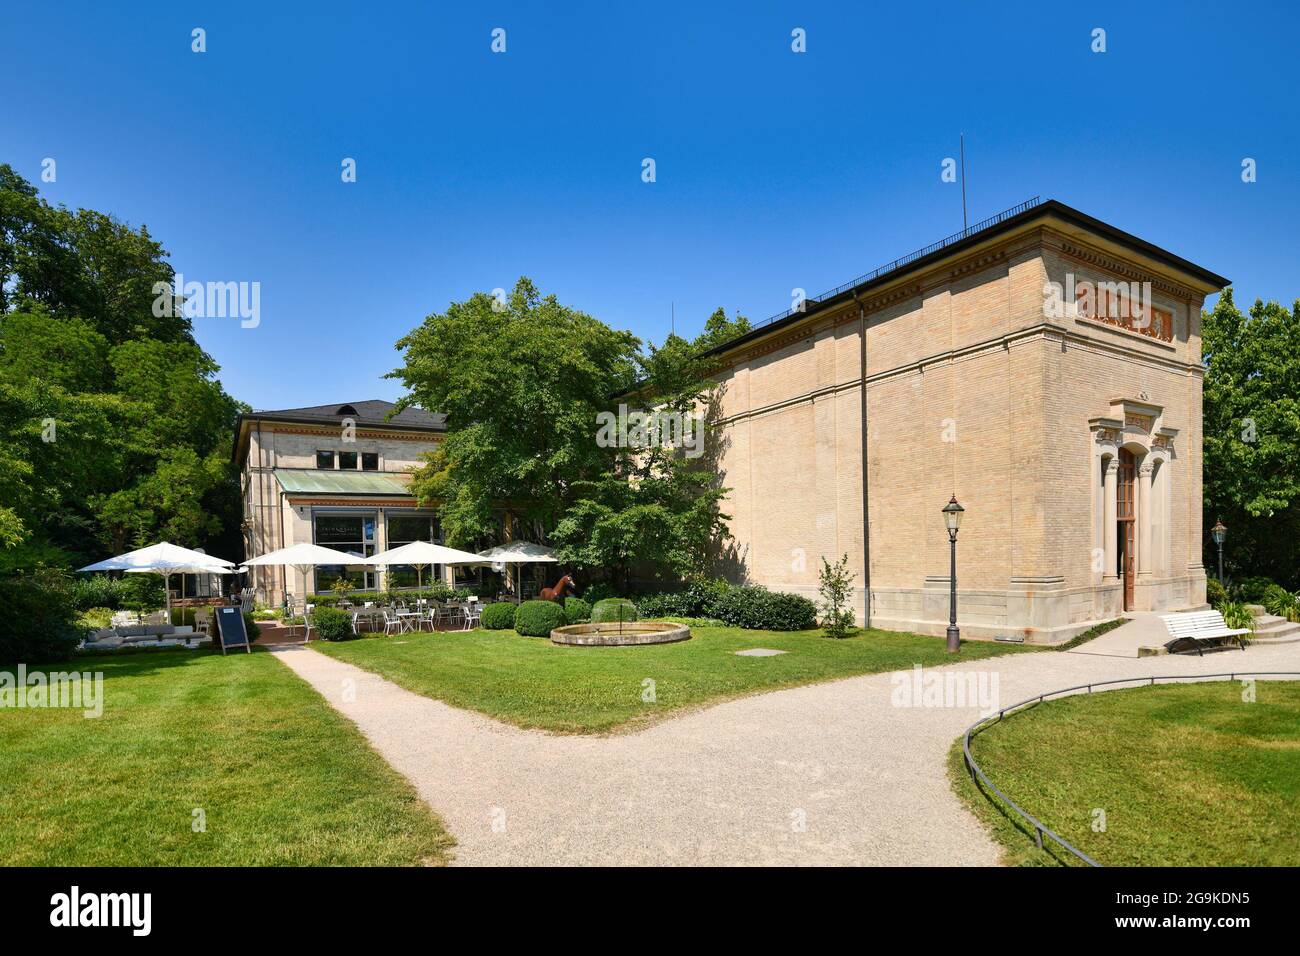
[704,200,1227,643]
[232,400,448,606]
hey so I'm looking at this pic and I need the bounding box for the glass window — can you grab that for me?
[313,514,376,592]
[339,451,358,470]
[386,515,439,589]
[316,450,335,469]
[361,452,379,471]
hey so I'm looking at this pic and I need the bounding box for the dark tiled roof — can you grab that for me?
[248,399,446,430]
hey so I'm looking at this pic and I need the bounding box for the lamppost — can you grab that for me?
[1211,519,1227,583]
[942,495,964,653]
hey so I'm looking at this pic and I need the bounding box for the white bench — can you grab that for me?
[1161,610,1250,655]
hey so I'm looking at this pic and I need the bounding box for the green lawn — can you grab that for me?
[950,680,1300,866]
[0,650,453,865]
[312,625,1036,734]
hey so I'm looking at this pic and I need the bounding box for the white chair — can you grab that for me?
[382,608,403,636]
[462,601,482,630]
[193,608,213,636]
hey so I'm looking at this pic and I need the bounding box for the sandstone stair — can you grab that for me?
[1244,605,1300,645]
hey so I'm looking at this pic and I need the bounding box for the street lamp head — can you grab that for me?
[942,495,965,535]
[1211,519,1227,546]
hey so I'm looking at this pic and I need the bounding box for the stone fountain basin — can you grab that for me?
[549,620,691,647]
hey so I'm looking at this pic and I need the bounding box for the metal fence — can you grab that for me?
[748,196,1043,333]
[960,670,1300,867]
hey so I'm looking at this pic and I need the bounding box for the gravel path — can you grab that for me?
[269,640,1300,866]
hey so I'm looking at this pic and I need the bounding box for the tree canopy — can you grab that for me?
[0,164,244,571]
[392,281,748,586]
[1202,288,1300,587]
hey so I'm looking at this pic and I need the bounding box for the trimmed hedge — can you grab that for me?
[591,598,638,623]
[312,606,354,641]
[307,585,475,606]
[564,597,592,623]
[0,568,84,663]
[70,573,165,612]
[514,600,567,637]
[480,602,517,630]
[635,580,816,631]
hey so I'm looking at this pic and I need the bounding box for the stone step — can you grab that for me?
[1245,604,1267,615]
[1253,614,1289,627]
[1253,619,1300,644]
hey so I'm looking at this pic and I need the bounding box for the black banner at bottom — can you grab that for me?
[0,865,1286,941]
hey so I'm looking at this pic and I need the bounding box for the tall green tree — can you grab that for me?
[0,164,244,570]
[1202,288,1300,587]
[551,315,744,588]
[391,277,640,545]
[392,282,746,587]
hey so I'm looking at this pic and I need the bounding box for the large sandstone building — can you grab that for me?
[703,199,1227,643]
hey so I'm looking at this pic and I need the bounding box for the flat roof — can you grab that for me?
[700,197,1230,361]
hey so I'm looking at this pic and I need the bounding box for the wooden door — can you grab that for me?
[1117,449,1136,610]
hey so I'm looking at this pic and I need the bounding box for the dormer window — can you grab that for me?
[336,404,358,416]
[316,450,335,469]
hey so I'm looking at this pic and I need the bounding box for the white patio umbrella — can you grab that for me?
[362,540,485,589]
[79,542,236,619]
[475,540,557,599]
[241,542,367,607]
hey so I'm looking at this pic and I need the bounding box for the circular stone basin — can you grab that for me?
[550,620,691,647]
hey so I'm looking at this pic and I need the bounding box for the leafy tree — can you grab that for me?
[0,165,244,573]
[391,277,640,545]
[393,283,744,588]
[1202,289,1300,588]
[551,315,744,589]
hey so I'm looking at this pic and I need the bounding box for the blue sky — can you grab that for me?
[3,1,1297,410]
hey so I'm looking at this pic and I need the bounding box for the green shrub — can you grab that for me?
[591,597,638,623]
[0,568,84,662]
[1261,583,1300,621]
[635,580,816,630]
[514,600,567,637]
[310,606,353,641]
[1219,600,1255,634]
[70,574,131,610]
[79,607,115,630]
[578,581,625,604]
[564,597,592,623]
[1206,577,1228,609]
[1231,575,1275,603]
[480,602,517,630]
[243,613,262,640]
[817,554,857,639]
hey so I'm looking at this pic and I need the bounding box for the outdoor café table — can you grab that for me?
[396,610,422,633]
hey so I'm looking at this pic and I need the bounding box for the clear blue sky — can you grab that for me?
[3,1,1297,411]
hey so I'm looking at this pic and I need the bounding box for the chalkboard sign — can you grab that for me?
[215,607,251,654]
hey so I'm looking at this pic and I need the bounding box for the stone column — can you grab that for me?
[1139,461,1154,574]
[1103,458,1119,580]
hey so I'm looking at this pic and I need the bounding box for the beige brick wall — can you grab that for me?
[709,227,1212,642]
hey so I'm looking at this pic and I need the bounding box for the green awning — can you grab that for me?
[273,469,414,496]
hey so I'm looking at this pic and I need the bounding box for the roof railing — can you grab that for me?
[750,196,1043,332]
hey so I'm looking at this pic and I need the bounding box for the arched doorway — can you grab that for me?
[1117,449,1137,610]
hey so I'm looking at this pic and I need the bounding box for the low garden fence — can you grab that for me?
[960,670,1300,867]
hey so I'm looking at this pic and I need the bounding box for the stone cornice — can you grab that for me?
[1046,230,1204,303]
[262,422,442,443]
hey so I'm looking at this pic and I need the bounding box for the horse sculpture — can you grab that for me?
[539,574,576,603]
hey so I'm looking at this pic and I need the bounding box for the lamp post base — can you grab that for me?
[946,625,961,653]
